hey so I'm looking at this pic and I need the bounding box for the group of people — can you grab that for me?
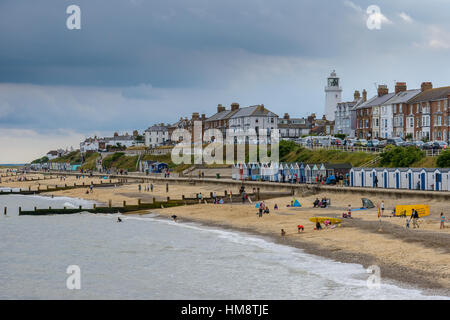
[138,183,154,192]
[313,198,329,208]
[257,201,269,217]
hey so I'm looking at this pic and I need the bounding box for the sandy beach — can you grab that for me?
[2,171,449,296]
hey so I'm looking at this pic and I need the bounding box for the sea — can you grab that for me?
[0,194,448,300]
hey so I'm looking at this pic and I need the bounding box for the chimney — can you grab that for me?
[284,113,290,120]
[395,82,407,94]
[231,102,240,111]
[192,112,200,120]
[217,104,226,113]
[421,82,433,92]
[377,85,388,97]
[362,89,367,102]
[201,113,206,120]
[353,90,360,101]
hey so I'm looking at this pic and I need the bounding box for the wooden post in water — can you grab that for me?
[123,201,126,207]
[108,200,112,208]
[79,205,82,210]
[19,207,21,215]
[167,196,170,202]
[138,199,141,206]
[34,207,37,212]
[29,186,31,191]
[153,197,156,204]
[182,195,185,200]
[93,204,96,209]
[4,207,6,215]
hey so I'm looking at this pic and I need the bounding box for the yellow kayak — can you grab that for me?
[309,217,342,224]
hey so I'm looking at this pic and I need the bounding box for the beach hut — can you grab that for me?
[418,168,427,190]
[406,168,414,190]
[410,168,422,190]
[441,168,450,191]
[299,163,305,183]
[398,168,408,189]
[293,163,300,183]
[426,168,441,191]
[252,163,261,181]
[289,164,296,183]
[304,164,312,184]
[380,168,388,189]
[272,162,280,182]
[387,168,396,189]
[311,164,319,183]
[318,164,327,179]
[349,168,356,187]
[350,168,363,187]
[363,168,372,188]
[359,168,367,187]
[231,163,239,180]
[368,168,377,188]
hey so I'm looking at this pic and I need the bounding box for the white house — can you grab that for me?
[80,138,99,153]
[228,104,278,144]
[145,124,169,148]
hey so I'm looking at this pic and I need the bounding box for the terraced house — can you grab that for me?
[355,85,394,139]
[408,83,450,142]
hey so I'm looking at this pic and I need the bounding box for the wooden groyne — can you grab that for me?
[0,180,120,196]
[15,190,291,216]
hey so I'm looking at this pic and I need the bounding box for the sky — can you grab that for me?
[1,0,450,163]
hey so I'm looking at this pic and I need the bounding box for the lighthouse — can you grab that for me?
[324,70,342,121]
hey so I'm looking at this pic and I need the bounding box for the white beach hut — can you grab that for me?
[305,164,312,183]
[398,168,409,189]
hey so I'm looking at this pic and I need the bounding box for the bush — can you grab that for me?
[436,150,450,167]
[379,146,425,167]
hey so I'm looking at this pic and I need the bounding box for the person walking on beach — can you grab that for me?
[411,209,420,228]
[440,212,445,229]
[374,176,378,188]
[138,184,142,193]
[150,183,153,192]
[380,201,385,217]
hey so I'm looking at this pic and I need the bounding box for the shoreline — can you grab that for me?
[148,211,450,298]
[1,173,449,297]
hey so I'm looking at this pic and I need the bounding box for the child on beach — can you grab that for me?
[297,225,304,233]
[281,229,286,236]
[441,213,446,229]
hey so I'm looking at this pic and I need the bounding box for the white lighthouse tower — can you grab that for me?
[324,70,342,121]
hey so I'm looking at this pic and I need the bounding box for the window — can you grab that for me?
[399,104,402,113]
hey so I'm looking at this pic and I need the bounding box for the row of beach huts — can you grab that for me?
[350,167,450,191]
[231,163,450,191]
[231,163,351,184]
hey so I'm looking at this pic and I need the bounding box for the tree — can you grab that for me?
[437,150,450,167]
[379,146,425,167]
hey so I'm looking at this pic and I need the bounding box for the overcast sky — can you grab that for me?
[1,0,450,162]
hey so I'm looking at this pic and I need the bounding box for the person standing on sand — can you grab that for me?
[150,183,153,192]
[440,213,445,229]
[380,201,385,217]
[281,229,286,236]
[348,204,352,218]
[411,209,419,228]
[138,184,142,193]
